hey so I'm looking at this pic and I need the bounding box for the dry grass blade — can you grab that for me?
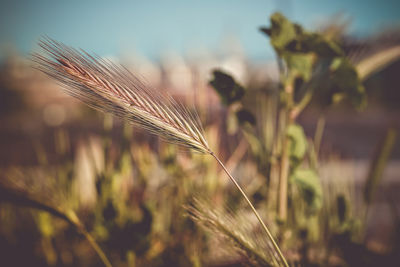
[32,37,210,153]
[0,177,112,267]
[364,128,397,205]
[356,45,400,81]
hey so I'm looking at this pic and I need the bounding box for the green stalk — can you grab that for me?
[277,106,290,222]
[278,134,290,222]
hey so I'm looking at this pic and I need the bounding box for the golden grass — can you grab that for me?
[33,37,210,154]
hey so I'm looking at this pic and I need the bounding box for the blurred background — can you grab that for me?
[0,0,400,266]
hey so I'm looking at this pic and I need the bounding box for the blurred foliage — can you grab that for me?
[260,12,366,110]
[209,12,399,267]
[0,118,215,266]
[209,70,246,106]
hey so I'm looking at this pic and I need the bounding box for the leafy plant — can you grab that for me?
[210,12,398,265]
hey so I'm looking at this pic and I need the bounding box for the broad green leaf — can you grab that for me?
[260,12,367,111]
[209,70,245,105]
[287,123,307,163]
[296,33,343,57]
[261,12,344,86]
[330,58,367,109]
[261,12,343,58]
[283,53,314,82]
[260,12,298,54]
[290,168,322,212]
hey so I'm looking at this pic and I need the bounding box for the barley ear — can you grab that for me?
[32,37,210,153]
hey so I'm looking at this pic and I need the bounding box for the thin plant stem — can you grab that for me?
[278,109,290,222]
[63,215,113,267]
[278,135,289,222]
[361,128,397,241]
[289,88,313,121]
[80,229,113,267]
[211,152,289,267]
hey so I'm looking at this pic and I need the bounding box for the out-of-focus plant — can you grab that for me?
[210,12,398,266]
[211,11,365,225]
[0,118,213,266]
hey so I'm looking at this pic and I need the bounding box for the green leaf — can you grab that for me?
[209,70,245,105]
[330,58,367,109]
[299,33,343,57]
[290,168,322,212]
[283,53,314,82]
[261,12,343,58]
[287,123,307,163]
[260,12,367,111]
[260,12,299,54]
[260,12,344,86]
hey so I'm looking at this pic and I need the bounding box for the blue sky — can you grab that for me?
[1,0,399,61]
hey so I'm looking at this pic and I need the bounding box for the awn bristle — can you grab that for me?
[32,38,210,153]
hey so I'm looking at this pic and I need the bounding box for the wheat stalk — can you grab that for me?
[32,38,288,267]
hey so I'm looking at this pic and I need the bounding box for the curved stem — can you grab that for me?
[52,211,113,267]
[80,228,113,267]
[211,152,289,267]
[0,186,113,267]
